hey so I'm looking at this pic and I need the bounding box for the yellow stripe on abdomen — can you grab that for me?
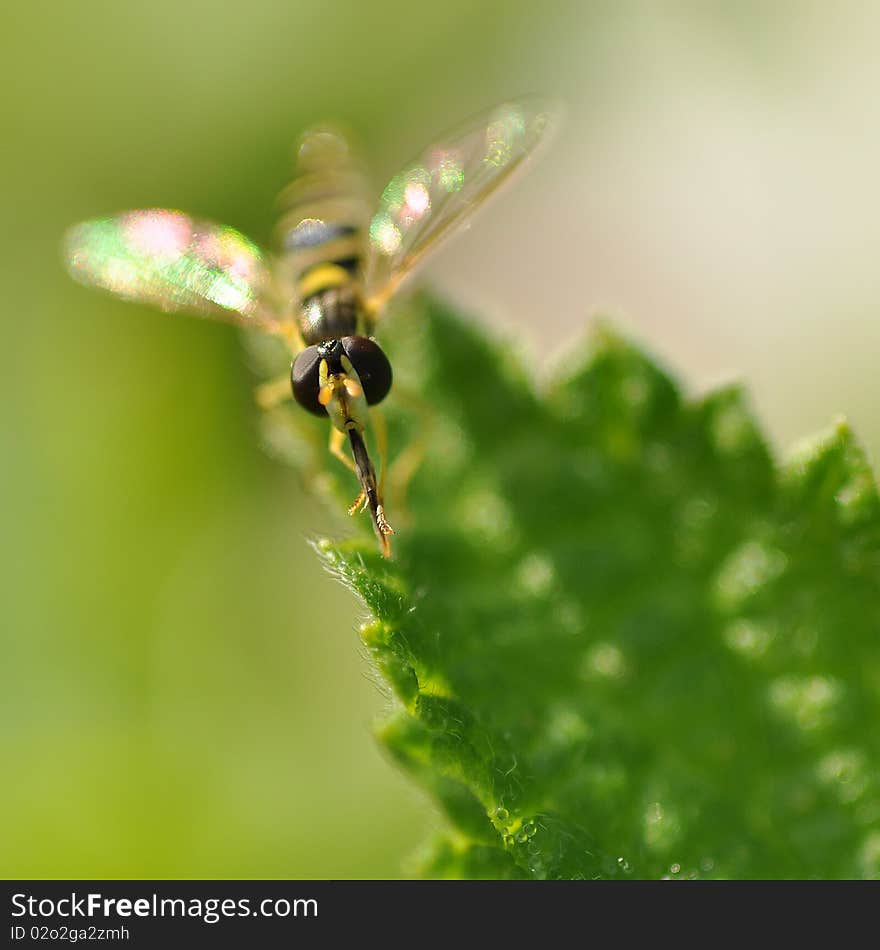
[296,262,354,300]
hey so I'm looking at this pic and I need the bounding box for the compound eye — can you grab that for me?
[290,346,327,416]
[341,336,393,406]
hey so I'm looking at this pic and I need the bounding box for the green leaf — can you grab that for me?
[266,295,880,879]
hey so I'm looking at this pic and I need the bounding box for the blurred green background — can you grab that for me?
[2,1,877,877]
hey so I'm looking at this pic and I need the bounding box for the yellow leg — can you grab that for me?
[388,434,428,517]
[254,373,293,411]
[370,406,389,497]
[253,320,308,409]
[329,427,357,474]
[384,384,434,518]
[329,427,370,516]
[274,322,306,357]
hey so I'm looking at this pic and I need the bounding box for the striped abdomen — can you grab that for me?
[275,127,372,345]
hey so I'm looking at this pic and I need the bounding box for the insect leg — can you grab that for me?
[252,322,306,409]
[254,374,294,411]
[386,384,435,518]
[328,426,369,515]
[329,426,357,474]
[369,406,389,497]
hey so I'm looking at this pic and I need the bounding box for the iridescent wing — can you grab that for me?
[64,209,281,331]
[362,98,559,315]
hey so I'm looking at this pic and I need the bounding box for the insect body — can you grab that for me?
[64,99,556,556]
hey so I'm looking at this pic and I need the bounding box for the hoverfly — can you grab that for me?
[64,99,556,556]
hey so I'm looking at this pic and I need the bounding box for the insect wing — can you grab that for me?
[363,98,558,314]
[64,209,280,330]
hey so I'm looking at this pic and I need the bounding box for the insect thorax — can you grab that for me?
[298,279,368,345]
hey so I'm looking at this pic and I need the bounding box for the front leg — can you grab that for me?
[329,426,357,474]
[251,318,306,410]
[254,373,294,411]
[329,426,369,516]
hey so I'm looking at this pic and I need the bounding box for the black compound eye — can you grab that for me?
[290,345,326,416]
[341,336,393,406]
